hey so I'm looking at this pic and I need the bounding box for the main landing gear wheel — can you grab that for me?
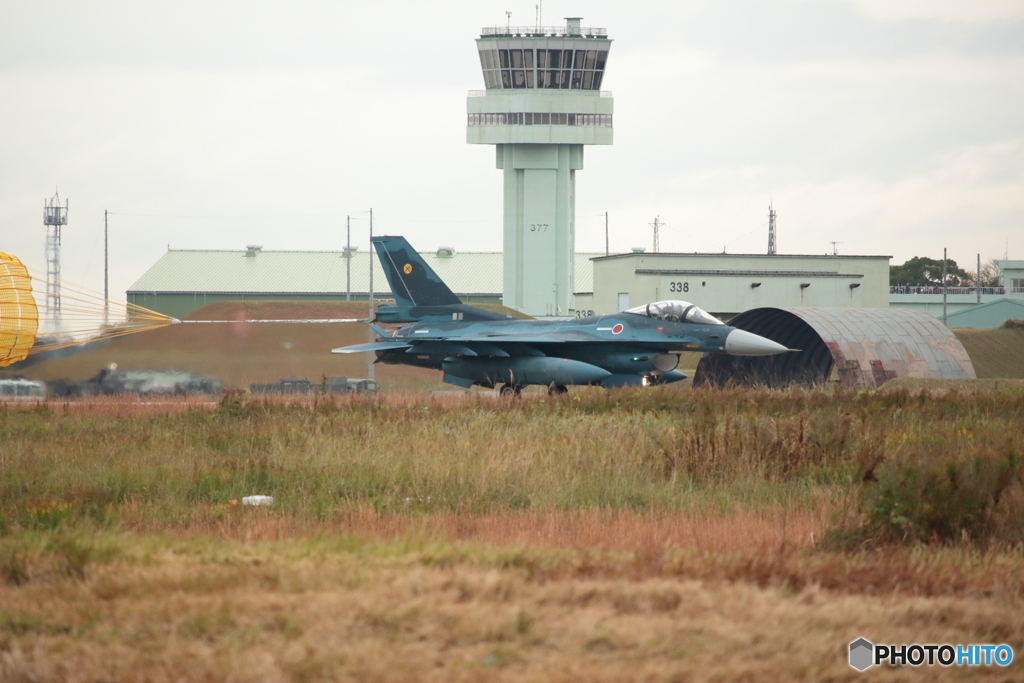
[499,384,522,397]
[547,384,568,396]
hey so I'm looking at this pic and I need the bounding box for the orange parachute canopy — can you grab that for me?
[0,251,39,367]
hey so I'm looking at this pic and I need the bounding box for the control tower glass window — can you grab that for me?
[479,46,610,91]
[467,112,612,127]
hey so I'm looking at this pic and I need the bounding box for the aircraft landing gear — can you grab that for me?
[547,383,568,396]
[499,384,522,398]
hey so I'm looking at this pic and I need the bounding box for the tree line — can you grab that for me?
[889,256,1002,287]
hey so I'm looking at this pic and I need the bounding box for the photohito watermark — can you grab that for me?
[849,638,1013,671]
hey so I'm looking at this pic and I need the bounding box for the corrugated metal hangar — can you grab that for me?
[694,307,976,389]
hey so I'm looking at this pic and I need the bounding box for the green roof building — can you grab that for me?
[127,246,601,319]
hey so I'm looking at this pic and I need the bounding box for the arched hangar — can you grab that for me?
[693,307,976,389]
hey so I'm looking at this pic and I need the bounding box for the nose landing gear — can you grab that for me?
[547,383,568,396]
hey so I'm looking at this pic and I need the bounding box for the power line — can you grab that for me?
[109,212,501,223]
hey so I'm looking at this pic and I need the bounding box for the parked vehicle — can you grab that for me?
[249,376,377,395]
[50,368,222,397]
[0,378,46,399]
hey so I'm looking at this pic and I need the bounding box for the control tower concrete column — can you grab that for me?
[468,18,613,317]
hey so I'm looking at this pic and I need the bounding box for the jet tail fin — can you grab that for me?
[372,236,461,308]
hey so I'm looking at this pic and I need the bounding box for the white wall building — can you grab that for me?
[582,252,890,319]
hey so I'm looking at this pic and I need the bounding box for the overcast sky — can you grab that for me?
[1,0,1021,304]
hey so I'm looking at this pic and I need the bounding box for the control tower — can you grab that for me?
[468,17,613,316]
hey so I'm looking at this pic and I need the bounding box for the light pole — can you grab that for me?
[367,208,374,381]
[104,209,109,327]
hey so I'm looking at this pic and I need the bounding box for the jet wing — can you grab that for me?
[438,331,600,344]
[465,335,569,344]
[332,341,413,354]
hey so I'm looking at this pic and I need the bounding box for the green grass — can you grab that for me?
[954,327,1024,379]
[2,387,1023,538]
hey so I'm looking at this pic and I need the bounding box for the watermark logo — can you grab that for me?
[849,638,873,671]
[849,637,1013,670]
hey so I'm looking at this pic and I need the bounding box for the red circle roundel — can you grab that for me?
[611,323,624,335]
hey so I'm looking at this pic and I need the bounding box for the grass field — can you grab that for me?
[953,327,1024,379]
[2,388,1023,680]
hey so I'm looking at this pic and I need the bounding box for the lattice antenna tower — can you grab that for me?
[43,189,68,320]
[650,216,662,253]
[767,203,777,255]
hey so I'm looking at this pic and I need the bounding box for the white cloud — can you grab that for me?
[838,0,1024,23]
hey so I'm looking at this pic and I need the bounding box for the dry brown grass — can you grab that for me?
[880,378,1024,395]
[125,507,824,555]
[2,532,1022,682]
[3,388,1024,680]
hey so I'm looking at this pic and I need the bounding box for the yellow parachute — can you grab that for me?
[0,251,177,366]
[0,252,38,367]
[0,250,359,368]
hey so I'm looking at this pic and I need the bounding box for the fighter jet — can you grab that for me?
[333,236,791,395]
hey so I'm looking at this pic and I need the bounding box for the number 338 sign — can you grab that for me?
[668,281,689,293]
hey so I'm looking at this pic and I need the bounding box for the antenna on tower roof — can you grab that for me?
[767,203,777,255]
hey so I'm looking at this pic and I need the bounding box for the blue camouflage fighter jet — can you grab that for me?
[333,236,791,395]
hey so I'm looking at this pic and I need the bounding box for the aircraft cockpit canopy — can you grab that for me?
[626,300,725,326]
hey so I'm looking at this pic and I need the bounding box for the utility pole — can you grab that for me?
[345,215,351,301]
[368,208,373,320]
[942,247,948,326]
[367,208,374,381]
[104,210,109,327]
[977,253,981,303]
[650,216,661,253]
[605,211,609,256]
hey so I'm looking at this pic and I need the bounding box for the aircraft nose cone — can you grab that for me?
[724,329,790,356]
